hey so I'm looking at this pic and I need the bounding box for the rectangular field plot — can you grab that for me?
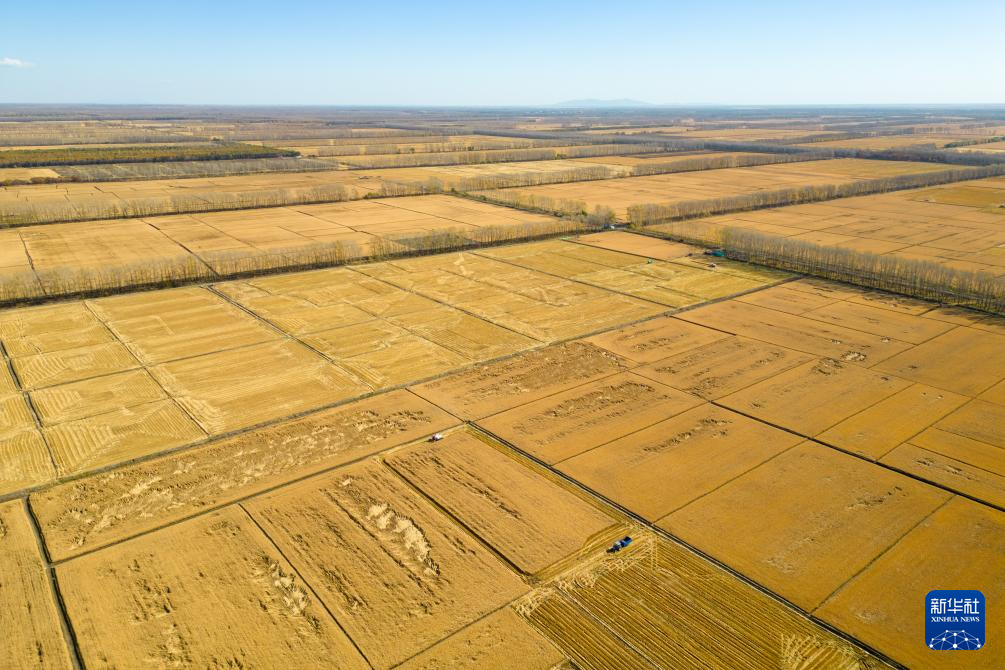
[559,404,804,520]
[12,340,139,390]
[661,443,950,610]
[519,532,889,670]
[633,335,814,399]
[356,251,667,341]
[882,399,1005,506]
[717,358,912,437]
[689,177,1005,275]
[571,230,696,260]
[477,239,781,306]
[410,341,631,420]
[151,340,367,434]
[0,390,40,439]
[816,383,969,460]
[303,320,469,388]
[816,498,1005,670]
[478,372,703,463]
[397,607,565,670]
[0,427,56,494]
[0,194,569,297]
[585,315,729,364]
[873,327,1005,396]
[386,431,619,576]
[32,390,455,561]
[43,399,206,475]
[0,501,73,670]
[218,266,536,389]
[57,507,370,670]
[88,287,278,365]
[477,158,949,219]
[245,461,528,669]
[31,368,166,425]
[676,299,914,365]
[0,302,114,357]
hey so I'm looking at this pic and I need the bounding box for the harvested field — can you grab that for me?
[245,461,528,669]
[675,299,914,364]
[43,399,206,474]
[0,195,570,301]
[216,266,537,388]
[664,127,843,141]
[1,233,786,490]
[88,287,278,365]
[479,372,703,463]
[411,341,631,419]
[386,430,619,576]
[885,399,1005,506]
[519,532,889,669]
[687,176,1005,275]
[664,280,1005,507]
[795,134,986,150]
[152,339,366,434]
[817,383,969,460]
[57,507,371,669]
[0,424,55,495]
[558,404,804,519]
[661,443,951,610]
[478,239,783,307]
[873,326,1005,395]
[717,358,912,437]
[480,158,953,219]
[275,134,558,156]
[31,390,455,560]
[0,169,378,208]
[31,368,167,425]
[397,608,565,670]
[572,229,695,259]
[0,500,73,670]
[357,251,668,341]
[585,315,730,364]
[0,167,60,183]
[817,497,1004,670]
[632,335,815,399]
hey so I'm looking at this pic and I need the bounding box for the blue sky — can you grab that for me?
[1,0,1003,105]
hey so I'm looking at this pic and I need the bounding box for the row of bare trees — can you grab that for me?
[0,158,335,186]
[313,137,565,157]
[0,183,365,227]
[626,164,1005,225]
[336,143,663,169]
[0,216,591,306]
[0,142,296,168]
[644,222,1005,315]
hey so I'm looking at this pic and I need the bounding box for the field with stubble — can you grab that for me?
[2,110,1004,669]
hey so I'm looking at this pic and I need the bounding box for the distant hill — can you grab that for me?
[551,98,656,108]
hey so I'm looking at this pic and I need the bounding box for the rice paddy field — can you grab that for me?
[795,134,997,150]
[2,111,1004,669]
[0,195,565,291]
[476,158,956,219]
[671,175,1005,274]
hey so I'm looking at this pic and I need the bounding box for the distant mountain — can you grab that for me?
[550,98,656,108]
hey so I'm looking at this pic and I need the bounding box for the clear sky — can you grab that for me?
[2,0,1003,106]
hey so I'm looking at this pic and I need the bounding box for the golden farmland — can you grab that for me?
[1,109,1004,670]
[482,158,954,219]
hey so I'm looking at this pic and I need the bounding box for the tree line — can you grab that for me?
[626,164,1005,225]
[336,143,663,169]
[0,214,589,306]
[644,223,1005,316]
[0,142,297,168]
